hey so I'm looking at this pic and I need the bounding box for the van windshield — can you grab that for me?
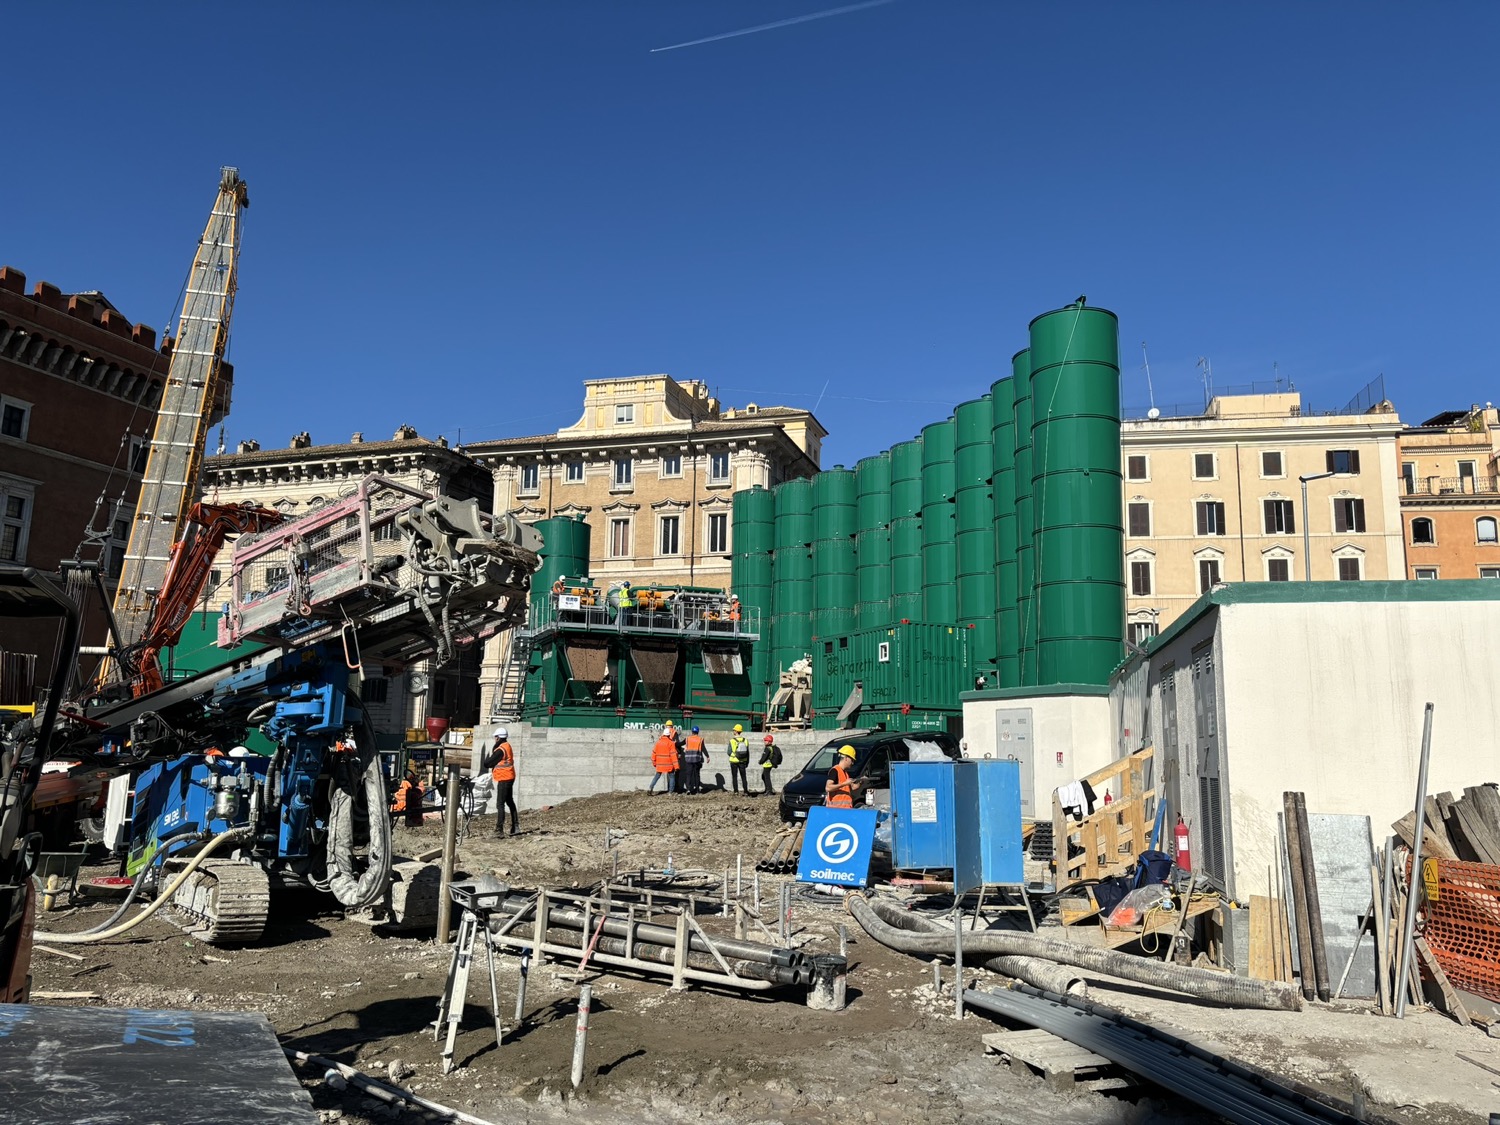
[804,745,845,774]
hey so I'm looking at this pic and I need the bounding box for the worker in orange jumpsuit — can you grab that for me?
[648,721,680,796]
[391,767,425,827]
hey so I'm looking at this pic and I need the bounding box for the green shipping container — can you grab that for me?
[811,622,969,714]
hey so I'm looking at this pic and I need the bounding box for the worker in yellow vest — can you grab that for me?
[485,726,519,836]
[726,724,750,794]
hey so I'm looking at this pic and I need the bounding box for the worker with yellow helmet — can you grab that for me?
[726,723,750,795]
[825,744,867,809]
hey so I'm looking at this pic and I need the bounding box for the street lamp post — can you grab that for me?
[1299,471,1336,582]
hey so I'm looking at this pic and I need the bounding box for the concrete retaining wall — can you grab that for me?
[471,723,851,811]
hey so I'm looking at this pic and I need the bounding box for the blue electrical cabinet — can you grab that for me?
[891,759,1024,887]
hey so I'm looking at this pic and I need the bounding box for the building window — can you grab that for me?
[0,485,34,563]
[706,512,729,554]
[1479,517,1499,545]
[1481,567,1500,579]
[1459,461,1477,489]
[1126,455,1148,481]
[1261,451,1284,478]
[1267,557,1290,582]
[609,517,632,558]
[1263,499,1295,534]
[1411,517,1435,545]
[363,677,389,704]
[1193,453,1216,480]
[661,453,682,478]
[615,404,634,425]
[1128,620,1159,645]
[128,436,150,475]
[373,519,398,542]
[1414,567,1439,580]
[106,518,130,578]
[433,679,448,706]
[0,397,31,441]
[519,464,540,494]
[1127,502,1151,537]
[613,458,633,488]
[1337,556,1362,581]
[1326,449,1361,475]
[1402,462,1416,494]
[708,451,731,483]
[1198,558,1221,593]
[1130,560,1152,596]
[1195,501,1227,536]
[658,515,681,556]
[565,461,584,483]
[1333,497,1366,533]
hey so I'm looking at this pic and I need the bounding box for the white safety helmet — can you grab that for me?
[495,727,508,739]
[228,745,252,758]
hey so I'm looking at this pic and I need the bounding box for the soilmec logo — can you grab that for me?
[808,823,861,883]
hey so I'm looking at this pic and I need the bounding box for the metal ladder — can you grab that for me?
[492,629,532,720]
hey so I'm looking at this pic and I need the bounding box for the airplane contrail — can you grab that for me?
[651,0,897,53]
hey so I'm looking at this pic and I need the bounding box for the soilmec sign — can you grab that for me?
[796,806,878,888]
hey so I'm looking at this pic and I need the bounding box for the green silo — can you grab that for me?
[889,439,924,520]
[1012,349,1037,686]
[774,477,814,550]
[733,485,777,556]
[812,536,857,638]
[772,478,815,678]
[954,395,996,674]
[890,514,924,623]
[990,376,1020,687]
[855,453,892,531]
[921,418,958,625]
[1028,299,1123,685]
[812,467,857,541]
[533,515,591,624]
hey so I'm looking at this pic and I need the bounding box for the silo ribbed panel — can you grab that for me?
[990,375,1020,688]
[1012,349,1037,686]
[920,418,957,625]
[1028,302,1123,686]
[954,395,996,673]
[889,439,924,520]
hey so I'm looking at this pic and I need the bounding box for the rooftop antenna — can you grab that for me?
[1140,341,1157,410]
[1196,356,1214,406]
[1273,360,1282,393]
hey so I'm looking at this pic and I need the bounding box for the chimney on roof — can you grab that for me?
[393,424,417,441]
[290,431,312,449]
[351,432,364,444]
[237,439,260,454]
[437,435,448,448]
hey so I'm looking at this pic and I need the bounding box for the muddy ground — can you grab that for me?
[27,789,1490,1124]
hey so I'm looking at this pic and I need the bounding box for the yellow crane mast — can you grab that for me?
[108,167,248,675]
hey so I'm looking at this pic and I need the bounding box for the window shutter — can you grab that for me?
[1263,500,1274,534]
[1325,450,1335,473]
[1350,450,1360,474]
[1354,499,1366,533]
[1334,502,1347,533]
[1197,503,1208,536]
[1214,502,1226,534]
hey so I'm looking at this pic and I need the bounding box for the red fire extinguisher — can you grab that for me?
[1174,815,1192,872]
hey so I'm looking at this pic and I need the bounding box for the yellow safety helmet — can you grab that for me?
[733,724,743,733]
[837,744,857,759]
[664,720,674,728]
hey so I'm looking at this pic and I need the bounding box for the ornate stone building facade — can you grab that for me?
[200,428,493,744]
[1397,405,1500,581]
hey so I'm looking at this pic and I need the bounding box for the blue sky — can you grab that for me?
[4,2,1496,466]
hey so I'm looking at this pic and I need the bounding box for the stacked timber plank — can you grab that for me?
[1395,785,1500,866]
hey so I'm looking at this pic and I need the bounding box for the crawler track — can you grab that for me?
[166,859,270,945]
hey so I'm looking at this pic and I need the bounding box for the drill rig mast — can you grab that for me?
[107,168,248,687]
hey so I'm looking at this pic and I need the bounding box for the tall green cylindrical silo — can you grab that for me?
[1028,300,1123,685]
[772,478,814,675]
[1012,349,1037,686]
[889,438,924,622]
[920,418,957,624]
[954,395,996,676]
[534,515,592,624]
[990,376,1020,688]
[731,486,776,687]
[811,468,857,638]
[855,453,892,629]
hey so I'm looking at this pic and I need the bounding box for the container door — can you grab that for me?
[991,707,1033,817]
[1190,642,1226,885]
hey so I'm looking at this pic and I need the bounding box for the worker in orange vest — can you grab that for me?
[825,744,868,809]
[681,726,708,794]
[485,727,519,836]
[391,767,425,827]
[648,721,680,796]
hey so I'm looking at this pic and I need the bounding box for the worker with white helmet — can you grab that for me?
[484,726,519,836]
[648,720,680,796]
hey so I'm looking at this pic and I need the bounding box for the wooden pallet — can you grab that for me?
[982,1030,1132,1092]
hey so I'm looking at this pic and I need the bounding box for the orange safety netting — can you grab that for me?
[1423,858,1500,1002]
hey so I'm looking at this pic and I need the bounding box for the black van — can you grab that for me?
[777,729,962,822]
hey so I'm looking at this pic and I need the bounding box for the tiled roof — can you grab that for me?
[205,436,477,468]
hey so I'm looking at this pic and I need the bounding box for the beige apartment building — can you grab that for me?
[199,426,494,741]
[466,375,824,589]
[1121,391,1405,641]
[1397,404,1500,581]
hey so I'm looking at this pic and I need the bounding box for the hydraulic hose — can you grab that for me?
[848,892,1302,1012]
[64,856,160,937]
[882,906,1085,995]
[326,735,392,909]
[34,829,252,944]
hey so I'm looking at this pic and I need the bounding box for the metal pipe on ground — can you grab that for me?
[848,894,1301,1011]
